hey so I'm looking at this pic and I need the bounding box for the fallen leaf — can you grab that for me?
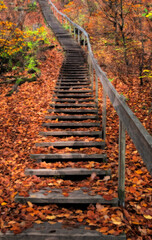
[111,217,122,225]
[98,227,109,233]
[35,220,43,224]
[103,176,110,181]
[27,201,33,208]
[143,215,152,220]
[90,172,96,181]
[46,215,56,220]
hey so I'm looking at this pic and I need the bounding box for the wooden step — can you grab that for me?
[45,115,98,121]
[0,222,126,240]
[54,94,93,99]
[56,82,90,86]
[15,188,118,206]
[50,103,96,108]
[42,122,100,128]
[30,153,107,162]
[55,86,92,89]
[39,131,102,137]
[52,98,95,103]
[62,66,87,70]
[35,141,105,149]
[48,109,97,114]
[25,167,111,177]
[60,75,88,78]
[60,70,88,73]
[57,79,89,83]
[54,90,92,94]
[60,72,87,74]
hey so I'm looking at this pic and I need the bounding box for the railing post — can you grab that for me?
[88,55,93,89]
[95,74,98,109]
[118,118,126,207]
[118,96,126,207]
[69,23,71,34]
[74,27,76,40]
[78,29,80,44]
[83,35,86,48]
[102,89,106,140]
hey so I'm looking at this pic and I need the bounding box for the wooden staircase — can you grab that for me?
[16,37,117,206]
[14,0,126,239]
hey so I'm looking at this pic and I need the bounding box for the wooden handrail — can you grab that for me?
[48,0,152,178]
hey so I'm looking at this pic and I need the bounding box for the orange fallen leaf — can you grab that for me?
[143,215,152,220]
[111,217,122,225]
[35,220,43,224]
[46,215,56,220]
[62,192,69,197]
[27,201,33,208]
[98,227,109,233]
[90,172,96,181]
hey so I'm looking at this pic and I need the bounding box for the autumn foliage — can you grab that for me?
[0,0,152,239]
[58,0,152,85]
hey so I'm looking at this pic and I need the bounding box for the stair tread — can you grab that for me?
[54,90,92,93]
[56,83,91,85]
[15,188,118,205]
[39,131,102,136]
[56,81,90,83]
[31,153,107,160]
[0,222,126,239]
[52,99,95,102]
[42,122,100,127]
[54,94,93,98]
[25,167,111,176]
[35,141,105,148]
[48,109,98,113]
[45,115,98,120]
[50,104,96,108]
[55,86,92,89]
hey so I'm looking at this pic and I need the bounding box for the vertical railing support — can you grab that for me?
[118,97,126,207]
[78,29,80,44]
[95,74,98,109]
[69,23,71,34]
[83,35,86,48]
[88,55,93,89]
[91,66,94,91]
[102,89,106,140]
[74,27,76,40]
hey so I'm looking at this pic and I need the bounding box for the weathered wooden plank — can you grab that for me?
[48,109,98,114]
[52,98,95,103]
[25,167,111,176]
[55,86,92,89]
[39,130,102,137]
[56,82,90,85]
[30,153,107,161]
[0,222,126,239]
[15,188,118,206]
[58,78,89,81]
[45,115,98,120]
[42,122,100,128]
[50,103,96,108]
[54,94,93,98]
[35,141,105,149]
[54,90,92,93]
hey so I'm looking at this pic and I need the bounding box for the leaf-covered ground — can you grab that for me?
[0,2,152,240]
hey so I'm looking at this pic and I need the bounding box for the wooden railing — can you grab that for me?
[48,0,152,206]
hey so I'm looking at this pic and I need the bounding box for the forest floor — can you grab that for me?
[0,2,152,240]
